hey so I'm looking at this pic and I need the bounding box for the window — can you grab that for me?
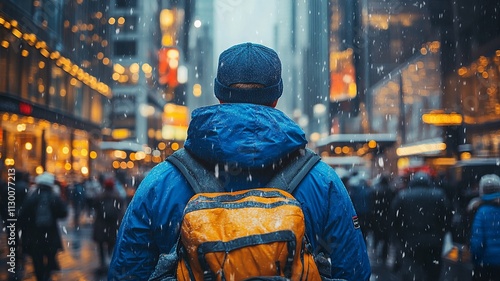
[114,40,137,57]
[115,0,137,8]
[116,16,138,34]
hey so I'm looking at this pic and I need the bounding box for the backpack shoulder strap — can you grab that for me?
[166,148,224,193]
[166,148,321,195]
[266,148,321,194]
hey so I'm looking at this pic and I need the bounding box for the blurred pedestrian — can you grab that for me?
[19,172,68,281]
[347,172,374,243]
[0,171,29,280]
[371,174,395,264]
[84,176,102,218]
[93,178,124,271]
[390,171,453,281]
[469,174,500,281]
[69,178,86,229]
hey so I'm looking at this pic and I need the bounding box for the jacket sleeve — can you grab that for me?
[298,162,371,281]
[469,207,485,263]
[326,177,371,280]
[108,175,161,280]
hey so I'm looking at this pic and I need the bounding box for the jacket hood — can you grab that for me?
[184,104,307,169]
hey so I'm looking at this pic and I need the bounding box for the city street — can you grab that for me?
[2,207,466,281]
[1,207,402,281]
[0,210,107,281]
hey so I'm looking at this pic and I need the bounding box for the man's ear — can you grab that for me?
[269,100,278,108]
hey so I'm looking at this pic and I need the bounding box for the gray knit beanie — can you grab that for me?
[479,174,500,195]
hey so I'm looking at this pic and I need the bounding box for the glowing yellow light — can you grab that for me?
[171,142,180,151]
[130,63,140,73]
[422,112,463,126]
[65,163,72,170]
[46,146,53,154]
[90,151,97,159]
[16,124,26,132]
[460,152,472,160]
[35,166,44,174]
[368,140,377,149]
[342,146,350,154]
[458,67,468,76]
[81,167,89,175]
[135,151,146,160]
[193,84,202,97]
[62,146,70,154]
[25,142,33,150]
[160,9,175,28]
[158,142,166,150]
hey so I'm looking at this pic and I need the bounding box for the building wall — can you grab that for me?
[0,1,112,181]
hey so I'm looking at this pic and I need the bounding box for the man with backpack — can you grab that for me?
[109,42,371,281]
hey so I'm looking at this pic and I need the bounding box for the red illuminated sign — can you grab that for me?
[158,47,179,88]
[19,102,33,115]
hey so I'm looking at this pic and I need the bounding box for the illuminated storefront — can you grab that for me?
[1,111,95,178]
[0,10,111,181]
[456,51,500,158]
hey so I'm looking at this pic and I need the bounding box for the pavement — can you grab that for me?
[0,210,107,281]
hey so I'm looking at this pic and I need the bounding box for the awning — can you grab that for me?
[100,141,145,152]
[396,137,445,157]
[316,133,397,148]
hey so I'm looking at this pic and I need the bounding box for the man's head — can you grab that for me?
[479,174,500,195]
[214,42,283,106]
[408,171,432,188]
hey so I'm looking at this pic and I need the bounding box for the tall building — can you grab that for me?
[0,0,113,180]
[318,0,500,178]
[187,0,216,110]
[104,0,195,178]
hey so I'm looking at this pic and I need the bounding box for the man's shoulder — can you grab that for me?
[134,160,192,199]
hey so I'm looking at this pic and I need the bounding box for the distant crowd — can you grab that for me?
[0,171,137,281]
[339,169,500,281]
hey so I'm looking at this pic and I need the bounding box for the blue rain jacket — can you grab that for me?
[470,192,500,266]
[108,103,371,281]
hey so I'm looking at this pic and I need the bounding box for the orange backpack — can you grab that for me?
[150,148,322,281]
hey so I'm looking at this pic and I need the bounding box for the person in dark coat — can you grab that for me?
[371,174,395,264]
[92,177,124,270]
[469,174,500,281]
[390,171,453,281]
[347,174,374,243]
[19,172,68,281]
